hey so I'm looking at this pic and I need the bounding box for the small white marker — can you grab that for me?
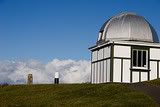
[54,72,59,84]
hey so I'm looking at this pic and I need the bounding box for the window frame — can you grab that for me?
[132,49,148,69]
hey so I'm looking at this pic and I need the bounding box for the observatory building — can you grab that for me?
[89,12,160,83]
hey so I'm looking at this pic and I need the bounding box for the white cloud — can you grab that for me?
[0,59,91,84]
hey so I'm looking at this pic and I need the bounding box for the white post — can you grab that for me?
[54,72,59,84]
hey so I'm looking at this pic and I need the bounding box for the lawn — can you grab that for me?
[0,83,157,107]
[146,78,160,87]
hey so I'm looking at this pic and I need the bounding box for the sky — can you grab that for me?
[0,0,160,84]
[0,0,160,62]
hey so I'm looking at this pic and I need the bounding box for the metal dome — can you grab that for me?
[97,12,159,44]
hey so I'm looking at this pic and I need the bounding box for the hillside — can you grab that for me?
[146,78,160,86]
[0,83,158,107]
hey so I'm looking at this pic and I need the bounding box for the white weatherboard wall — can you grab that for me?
[92,63,97,83]
[99,61,101,83]
[123,60,130,83]
[98,49,103,60]
[91,64,94,83]
[106,59,110,82]
[113,59,121,82]
[91,46,111,84]
[132,72,139,83]
[92,51,97,62]
[103,61,106,82]
[91,44,160,83]
[150,61,157,80]
[100,61,104,83]
[97,62,100,83]
[114,45,131,58]
[150,48,160,60]
[141,72,148,82]
[104,47,110,58]
[113,45,131,83]
[94,63,97,83]
[149,48,160,81]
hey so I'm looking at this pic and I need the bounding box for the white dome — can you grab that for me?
[97,12,159,44]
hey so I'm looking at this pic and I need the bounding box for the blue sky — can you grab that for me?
[0,0,160,62]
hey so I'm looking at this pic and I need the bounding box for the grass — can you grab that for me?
[0,83,157,107]
[146,78,160,87]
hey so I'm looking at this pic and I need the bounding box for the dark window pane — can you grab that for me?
[138,50,142,67]
[133,50,137,66]
[143,51,146,67]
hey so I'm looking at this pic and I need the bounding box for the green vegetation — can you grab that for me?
[146,78,160,87]
[0,83,157,107]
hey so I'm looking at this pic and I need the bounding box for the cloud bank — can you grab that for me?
[0,59,91,84]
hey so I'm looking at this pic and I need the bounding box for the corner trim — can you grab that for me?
[110,43,114,82]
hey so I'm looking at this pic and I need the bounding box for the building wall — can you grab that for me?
[91,46,111,83]
[150,48,160,60]
[141,72,148,82]
[132,72,139,82]
[150,61,157,80]
[113,45,131,83]
[150,48,160,80]
[91,44,160,84]
[113,59,121,82]
[123,60,131,82]
[114,45,130,58]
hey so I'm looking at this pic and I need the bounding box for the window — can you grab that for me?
[132,49,148,68]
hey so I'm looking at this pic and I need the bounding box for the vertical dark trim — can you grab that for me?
[93,63,95,83]
[130,46,133,83]
[91,62,94,83]
[157,61,159,79]
[99,61,101,83]
[130,70,132,83]
[103,48,104,82]
[139,71,141,82]
[121,59,123,82]
[110,43,114,82]
[96,63,98,83]
[97,50,99,61]
[148,48,150,81]
[94,63,97,83]
[106,60,107,82]
[148,70,150,81]
[94,63,96,83]
[91,52,92,83]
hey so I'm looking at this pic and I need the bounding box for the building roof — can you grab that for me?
[97,12,159,44]
[89,40,160,51]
